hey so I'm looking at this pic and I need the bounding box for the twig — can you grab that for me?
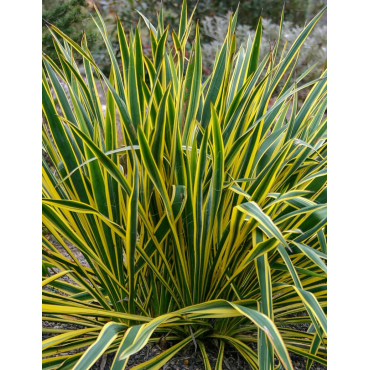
[100,354,107,370]
[223,357,232,370]
[189,326,197,354]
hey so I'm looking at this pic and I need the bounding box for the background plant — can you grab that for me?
[42,1,327,369]
[201,16,326,83]
[42,0,96,63]
[62,0,326,78]
[98,0,326,29]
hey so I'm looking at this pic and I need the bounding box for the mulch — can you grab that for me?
[42,238,327,369]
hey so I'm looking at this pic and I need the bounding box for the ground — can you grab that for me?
[42,238,326,370]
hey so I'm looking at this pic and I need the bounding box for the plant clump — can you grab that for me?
[42,1,327,369]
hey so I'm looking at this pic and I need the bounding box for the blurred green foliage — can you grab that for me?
[42,0,95,62]
[99,0,326,29]
[42,0,326,77]
[170,0,307,27]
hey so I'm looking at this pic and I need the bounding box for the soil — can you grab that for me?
[42,240,327,370]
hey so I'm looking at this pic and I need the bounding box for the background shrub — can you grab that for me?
[201,15,326,82]
[42,1,326,78]
[42,0,95,63]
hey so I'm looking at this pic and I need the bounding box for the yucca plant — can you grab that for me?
[42,1,327,369]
